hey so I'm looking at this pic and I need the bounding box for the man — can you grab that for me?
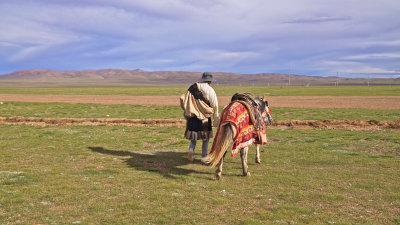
[180,72,219,162]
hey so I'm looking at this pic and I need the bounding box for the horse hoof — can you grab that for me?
[255,159,261,164]
[244,172,251,177]
[216,173,221,180]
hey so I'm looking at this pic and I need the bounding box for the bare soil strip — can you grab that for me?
[0,117,184,127]
[1,94,400,109]
[1,117,399,130]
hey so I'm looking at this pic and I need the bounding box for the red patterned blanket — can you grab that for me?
[210,101,267,157]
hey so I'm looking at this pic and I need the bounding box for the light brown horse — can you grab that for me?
[203,95,273,180]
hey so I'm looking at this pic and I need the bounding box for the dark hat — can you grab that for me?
[199,72,216,82]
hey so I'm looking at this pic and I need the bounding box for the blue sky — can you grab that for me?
[0,0,399,77]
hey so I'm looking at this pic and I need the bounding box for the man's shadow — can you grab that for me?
[88,147,213,180]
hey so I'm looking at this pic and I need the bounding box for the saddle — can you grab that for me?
[231,93,265,131]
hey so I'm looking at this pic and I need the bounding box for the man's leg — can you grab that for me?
[188,140,196,162]
[201,139,209,158]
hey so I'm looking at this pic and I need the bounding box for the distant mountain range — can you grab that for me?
[0,69,399,86]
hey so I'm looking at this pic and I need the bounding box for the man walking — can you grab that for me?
[180,72,219,162]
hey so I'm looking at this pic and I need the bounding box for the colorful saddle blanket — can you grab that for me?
[211,101,267,157]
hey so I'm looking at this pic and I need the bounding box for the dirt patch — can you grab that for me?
[1,94,400,109]
[0,117,184,127]
[272,119,400,130]
[1,116,399,131]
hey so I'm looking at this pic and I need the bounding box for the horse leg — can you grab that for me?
[240,147,251,176]
[216,152,227,180]
[255,144,261,164]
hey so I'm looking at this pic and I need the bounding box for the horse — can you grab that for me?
[203,93,273,180]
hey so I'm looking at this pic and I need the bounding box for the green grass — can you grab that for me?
[271,107,400,121]
[2,102,400,121]
[0,125,399,224]
[0,102,183,119]
[1,85,399,96]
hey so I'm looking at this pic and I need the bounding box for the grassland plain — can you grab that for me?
[0,86,399,224]
[0,125,399,224]
[1,102,400,121]
[0,85,400,96]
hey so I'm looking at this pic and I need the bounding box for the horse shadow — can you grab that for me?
[88,147,213,180]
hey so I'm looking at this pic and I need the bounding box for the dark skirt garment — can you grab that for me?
[184,117,213,140]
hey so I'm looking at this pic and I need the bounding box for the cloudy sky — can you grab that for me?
[1,0,399,76]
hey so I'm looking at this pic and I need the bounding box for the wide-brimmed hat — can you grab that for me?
[199,72,216,82]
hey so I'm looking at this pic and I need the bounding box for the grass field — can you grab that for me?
[1,125,399,224]
[1,85,400,96]
[1,102,400,121]
[1,86,399,224]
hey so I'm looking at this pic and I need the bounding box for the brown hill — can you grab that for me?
[0,69,398,86]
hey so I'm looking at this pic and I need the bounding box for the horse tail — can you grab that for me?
[205,124,234,167]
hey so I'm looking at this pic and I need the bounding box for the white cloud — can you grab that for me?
[342,53,400,60]
[0,41,19,47]
[285,16,352,24]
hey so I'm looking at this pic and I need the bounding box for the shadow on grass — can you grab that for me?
[88,147,213,180]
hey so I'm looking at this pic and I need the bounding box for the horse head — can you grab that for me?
[255,96,273,126]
